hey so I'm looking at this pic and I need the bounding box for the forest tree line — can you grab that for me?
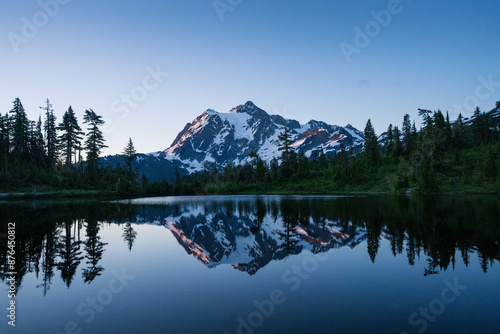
[0,98,137,193]
[0,97,499,196]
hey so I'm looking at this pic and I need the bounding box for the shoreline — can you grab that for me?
[0,188,499,201]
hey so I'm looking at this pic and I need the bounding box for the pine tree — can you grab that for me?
[278,128,295,177]
[411,121,418,149]
[445,111,452,147]
[278,128,293,160]
[433,110,447,168]
[122,137,136,176]
[255,158,266,183]
[57,106,83,168]
[386,124,394,162]
[9,98,30,159]
[452,113,466,149]
[249,150,266,183]
[83,109,107,177]
[41,99,58,165]
[174,166,182,194]
[417,155,436,192]
[0,113,10,160]
[363,119,379,164]
[317,147,327,170]
[418,109,434,135]
[471,107,488,145]
[34,116,45,163]
[297,152,309,176]
[28,120,37,160]
[269,157,279,182]
[393,126,402,157]
[402,114,412,156]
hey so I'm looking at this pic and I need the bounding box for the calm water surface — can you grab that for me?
[0,195,499,334]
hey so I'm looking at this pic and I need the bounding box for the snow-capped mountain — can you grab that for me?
[159,101,364,173]
[101,101,367,180]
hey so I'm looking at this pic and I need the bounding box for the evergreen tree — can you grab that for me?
[336,142,349,180]
[445,111,453,147]
[278,128,293,160]
[268,157,279,182]
[433,110,446,134]
[417,155,436,192]
[418,108,434,135]
[28,120,37,160]
[471,107,488,145]
[0,113,10,160]
[393,126,402,157]
[57,106,83,167]
[317,147,327,170]
[9,97,30,158]
[452,113,466,149]
[363,119,379,164]
[122,137,136,176]
[411,121,418,138]
[432,110,447,169]
[249,151,266,184]
[297,152,310,176]
[174,166,182,194]
[278,128,294,177]
[386,124,394,162]
[83,109,107,177]
[402,114,412,156]
[33,116,45,163]
[41,99,58,165]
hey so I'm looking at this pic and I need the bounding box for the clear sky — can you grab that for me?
[1,0,499,155]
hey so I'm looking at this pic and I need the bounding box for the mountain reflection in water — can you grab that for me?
[1,195,499,292]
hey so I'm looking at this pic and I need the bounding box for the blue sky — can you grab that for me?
[1,0,499,154]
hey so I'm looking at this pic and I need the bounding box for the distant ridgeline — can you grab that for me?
[1,98,499,194]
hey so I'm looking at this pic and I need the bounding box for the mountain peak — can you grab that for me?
[155,103,365,176]
[229,101,258,113]
[103,103,367,181]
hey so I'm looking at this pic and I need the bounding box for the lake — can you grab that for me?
[1,195,499,334]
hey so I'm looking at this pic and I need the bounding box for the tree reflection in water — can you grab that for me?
[0,195,499,295]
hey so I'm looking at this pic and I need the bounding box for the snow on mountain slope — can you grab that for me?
[101,100,373,179]
[160,101,365,172]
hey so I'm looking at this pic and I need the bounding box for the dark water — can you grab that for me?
[0,195,499,334]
